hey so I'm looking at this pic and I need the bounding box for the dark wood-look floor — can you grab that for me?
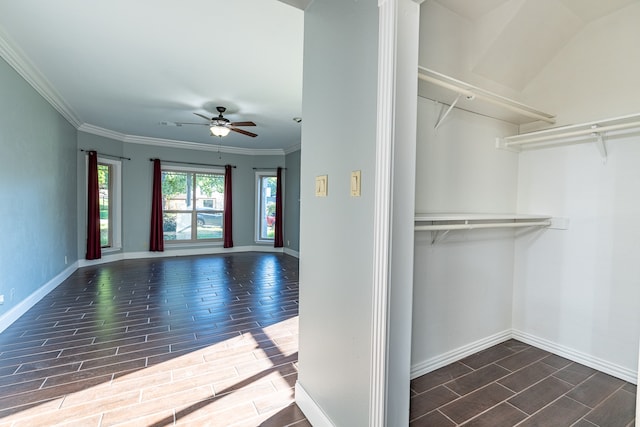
[410,340,637,427]
[3,253,637,427]
[0,252,309,427]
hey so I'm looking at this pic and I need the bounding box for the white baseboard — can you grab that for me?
[0,262,78,333]
[2,247,291,333]
[512,329,637,384]
[77,252,126,267]
[411,329,638,385]
[410,330,512,379]
[284,247,300,258]
[76,245,289,267]
[295,381,335,427]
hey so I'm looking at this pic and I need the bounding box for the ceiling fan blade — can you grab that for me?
[230,121,256,127]
[230,127,258,138]
[175,122,209,126]
[193,112,212,121]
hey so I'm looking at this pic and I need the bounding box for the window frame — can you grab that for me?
[94,156,122,252]
[162,165,225,244]
[98,162,112,248]
[254,171,281,243]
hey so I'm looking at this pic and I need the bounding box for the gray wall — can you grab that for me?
[0,57,77,317]
[284,149,300,252]
[297,0,379,425]
[77,131,299,254]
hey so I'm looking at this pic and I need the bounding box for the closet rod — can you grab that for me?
[417,67,556,124]
[504,116,640,147]
[414,220,551,232]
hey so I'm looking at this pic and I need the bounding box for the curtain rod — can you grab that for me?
[252,167,287,170]
[149,159,236,168]
[80,149,131,161]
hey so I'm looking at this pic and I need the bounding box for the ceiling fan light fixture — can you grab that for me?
[210,125,230,137]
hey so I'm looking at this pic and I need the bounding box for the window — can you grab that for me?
[256,172,277,242]
[162,167,225,242]
[98,163,111,247]
[94,157,121,250]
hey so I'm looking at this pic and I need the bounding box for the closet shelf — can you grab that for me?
[415,213,553,243]
[496,112,640,161]
[417,67,556,126]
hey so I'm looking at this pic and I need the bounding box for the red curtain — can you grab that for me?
[149,159,164,252]
[223,165,234,248]
[86,151,101,260]
[274,167,284,248]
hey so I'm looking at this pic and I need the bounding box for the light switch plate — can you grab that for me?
[315,175,328,197]
[350,170,361,197]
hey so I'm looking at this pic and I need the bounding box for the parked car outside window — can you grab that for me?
[197,209,223,226]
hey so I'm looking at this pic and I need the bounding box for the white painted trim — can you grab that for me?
[277,0,313,11]
[2,246,289,332]
[410,329,638,385]
[512,330,638,384]
[410,330,512,379]
[77,245,286,267]
[0,28,290,157]
[0,262,79,333]
[295,381,335,427]
[283,247,300,258]
[77,123,127,141]
[284,143,301,155]
[370,0,396,425]
[0,26,82,127]
[78,124,286,156]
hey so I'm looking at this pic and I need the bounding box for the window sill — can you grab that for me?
[164,241,224,248]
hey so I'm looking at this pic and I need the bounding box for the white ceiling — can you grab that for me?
[2,0,635,153]
[0,0,305,153]
[428,0,637,93]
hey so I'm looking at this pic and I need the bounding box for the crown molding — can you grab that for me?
[77,123,127,141]
[1,25,287,158]
[277,0,312,11]
[78,123,286,156]
[0,25,82,128]
[284,143,301,154]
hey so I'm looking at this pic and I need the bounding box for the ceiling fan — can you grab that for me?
[169,106,257,138]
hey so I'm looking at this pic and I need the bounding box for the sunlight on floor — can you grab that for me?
[1,317,299,427]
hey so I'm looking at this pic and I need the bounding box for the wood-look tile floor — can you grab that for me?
[410,339,637,427]
[0,252,309,427]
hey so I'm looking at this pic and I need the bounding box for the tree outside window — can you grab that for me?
[98,163,111,247]
[257,174,277,241]
[161,169,225,242]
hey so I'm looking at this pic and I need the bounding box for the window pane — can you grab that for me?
[161,169,225,242]
[98,164,111,247]
[196,174,225,210]
[260,176,277,240]
[195,173,224,240]
[196,211,223,239]
[163,212,192,240]
[162,171,194,210]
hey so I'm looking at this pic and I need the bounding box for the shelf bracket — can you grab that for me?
[431,229,450,244]
[495,137,520,153]
[435,94,461,130]
[591,126,607,163]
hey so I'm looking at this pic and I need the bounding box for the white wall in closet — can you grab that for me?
[514,2,640,377]
[413,0,640,381]
[412,97,521,371]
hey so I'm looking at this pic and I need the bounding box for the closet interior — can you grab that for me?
[411,0,640,389]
